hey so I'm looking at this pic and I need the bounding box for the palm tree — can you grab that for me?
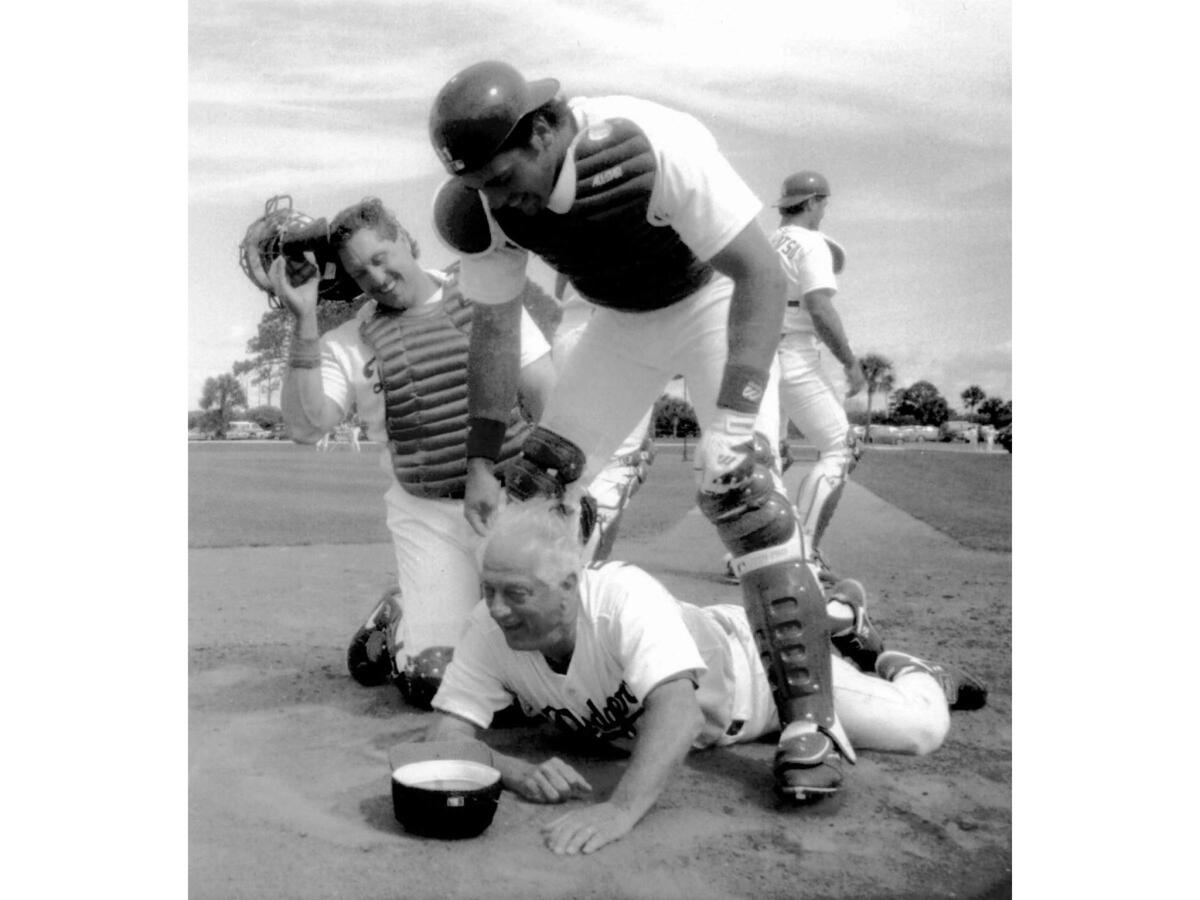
[859,354,895,443]
[960,385,987,419]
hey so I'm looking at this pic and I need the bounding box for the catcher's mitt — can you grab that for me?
[238,195,361,308]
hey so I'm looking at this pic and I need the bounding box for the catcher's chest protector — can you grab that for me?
[359,281,529,499]
[493,118,714,312]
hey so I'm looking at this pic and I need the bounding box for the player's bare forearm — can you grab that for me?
[423,712,480,743]
[606,677,703,819]
[541,677,702,855]
[468,298,522,427]
[804,290,856,368]
[710,222,787,387]
[281,364,342,440]
[517,352,556,423]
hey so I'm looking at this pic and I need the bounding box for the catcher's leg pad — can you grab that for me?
[697,459,844,751]
[794,427,861,551]
[740,559,839,732]
[505,426,587,501]
[396,645,454,711]
[347,588,403,687]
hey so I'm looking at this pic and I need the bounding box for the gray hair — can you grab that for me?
[483,497,585,584]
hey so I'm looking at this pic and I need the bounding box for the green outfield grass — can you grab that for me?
[189,442,1010,552]
[850,447,1011,552]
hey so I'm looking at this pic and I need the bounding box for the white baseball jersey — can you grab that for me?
[457,95,763,306]
[772,225,846,338]
[432,561,750,749]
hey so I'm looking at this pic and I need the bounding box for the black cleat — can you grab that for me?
[876,650,988,711]
[346,588,403,687]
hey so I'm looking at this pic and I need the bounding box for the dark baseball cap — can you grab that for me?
[773,170,831,207]
[430,61,560,175]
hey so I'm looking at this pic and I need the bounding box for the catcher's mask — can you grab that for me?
[238,195,362,308]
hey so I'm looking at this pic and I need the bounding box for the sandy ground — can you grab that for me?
[189,469,1011,900]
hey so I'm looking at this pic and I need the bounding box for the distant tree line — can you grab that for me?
[196,302,1010,442]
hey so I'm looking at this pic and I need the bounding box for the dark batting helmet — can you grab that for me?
[429,60,560,175]
[773,170,831,207]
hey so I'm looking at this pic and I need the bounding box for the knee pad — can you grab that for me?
[505,426,587,501]
[396,645,454,710]
[697,461,795,559]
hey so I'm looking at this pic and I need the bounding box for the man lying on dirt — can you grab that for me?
[422,497,987,855]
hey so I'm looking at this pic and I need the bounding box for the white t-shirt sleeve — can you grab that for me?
[315,319,360,418]
[430,606,516,729]
[596,565,707,700]
[779,230,838,298]
[642,110,763,263]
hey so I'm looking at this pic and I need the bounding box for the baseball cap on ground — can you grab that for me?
[430,60,560,175]
[773,170,831,207]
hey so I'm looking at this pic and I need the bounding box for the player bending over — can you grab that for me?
[421,498,987,855]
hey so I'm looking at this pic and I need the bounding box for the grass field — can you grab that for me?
[189,441,1010,554]
[851,446,1011,552]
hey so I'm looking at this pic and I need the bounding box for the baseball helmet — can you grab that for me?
[238,195,361,309]
[429,60,560,175]
[773,170,831,208]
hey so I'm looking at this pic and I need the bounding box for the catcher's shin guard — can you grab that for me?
[794,427,861,553]
[505,426,587,501]
[697,463,838,734]
[396,646,454,711]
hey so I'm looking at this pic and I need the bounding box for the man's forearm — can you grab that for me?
[281,312,340,436]
[806,294,856,369]
[607,679,703,822]
[467,299,522,459]
[725,265,786,375]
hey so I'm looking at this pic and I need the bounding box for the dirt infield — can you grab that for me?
[189,449,1011,900]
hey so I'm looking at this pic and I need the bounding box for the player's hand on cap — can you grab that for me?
[463,460,503,537]
[510,756,593,804]
[267,255,320,318]
[695,409,757,494]
[542,801,638,855]
[844,359,866,399]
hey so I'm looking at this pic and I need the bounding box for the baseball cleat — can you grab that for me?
[828,578,886,673]
[875,650,989,711]
[396,645,454,710]
[773,730,844,802]
[346,588,403,687]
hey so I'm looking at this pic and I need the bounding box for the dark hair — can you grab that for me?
[496,97,573,155]
[329,197,418,257]
[780,195,826,218]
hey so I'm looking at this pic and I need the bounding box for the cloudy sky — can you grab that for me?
[189,0,1011,413]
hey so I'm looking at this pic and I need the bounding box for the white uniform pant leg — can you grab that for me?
[777,335,854,547]
[829,656,950,756]
[541,306,676,482]
[777,335,850,453]
[383,481,484,662]
[727,612,949,755]
[664,275,781,449]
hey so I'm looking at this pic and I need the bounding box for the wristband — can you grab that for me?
[716,363,768,415]
[290,337,322,369]
[466,416,507,462]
